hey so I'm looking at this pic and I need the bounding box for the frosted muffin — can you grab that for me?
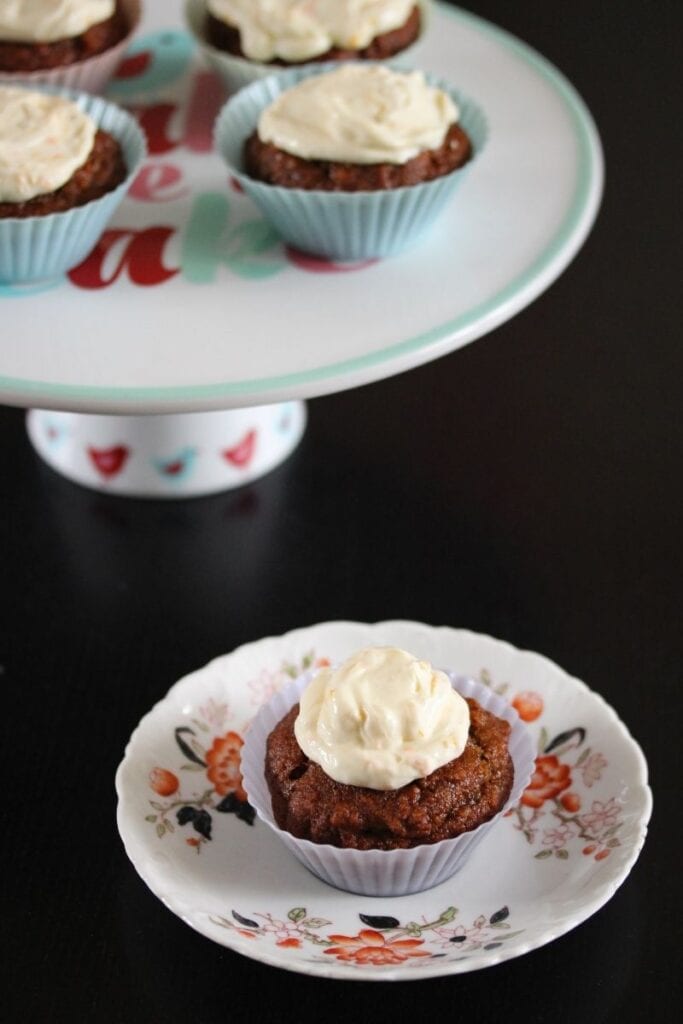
[244,64,472,192]
[0,84,145,282]
[205,0,422,66]
[0,86,125,217]
[242,646,533,895]
[265,648,514,850]
[0,1,131,72]
[216,63,486,259]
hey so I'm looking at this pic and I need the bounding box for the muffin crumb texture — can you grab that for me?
[265,698,514,850]
[245,122,471,191]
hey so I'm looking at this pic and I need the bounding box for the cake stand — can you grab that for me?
[0,1,603,498]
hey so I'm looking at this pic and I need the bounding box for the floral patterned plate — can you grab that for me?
[115,621,651,980]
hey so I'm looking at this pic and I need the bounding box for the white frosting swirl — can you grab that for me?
[0,87,96,203]
[258,65,457,165]
[294,647,471,790]
[0,1,115,44]
[208,0,416,63]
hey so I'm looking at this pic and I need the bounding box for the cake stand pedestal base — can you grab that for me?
[26,402,306,498]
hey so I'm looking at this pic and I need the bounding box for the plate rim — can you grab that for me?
[0,1,603,414]
[115,620,652,981]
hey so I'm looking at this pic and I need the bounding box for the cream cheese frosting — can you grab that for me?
[0,87,96,203]
[257,65,458,165]
[208,0,416,63]
[0,1,115,44]
[293,646,471,790]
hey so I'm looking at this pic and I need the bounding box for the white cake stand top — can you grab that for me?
[0,1,602,414]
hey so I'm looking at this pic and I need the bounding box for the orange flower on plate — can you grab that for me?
[511,691,544,722]
[560,792,581,813]
[276,938,301,949]
[521,755,571,808]
[206,730,247,802]
[324,929,431,966]
[149,767,179,796]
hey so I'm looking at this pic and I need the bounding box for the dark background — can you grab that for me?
[1,1,680,1021]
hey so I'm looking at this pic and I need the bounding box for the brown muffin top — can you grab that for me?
[0,2,128,72]
[0,129,126,219]
[265,697,514,850]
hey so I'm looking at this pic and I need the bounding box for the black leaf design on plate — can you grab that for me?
[215,793,240,813]
[176,805,199,826]
[359,914,400,930]
[489,906,509,925]
[215,792,256,825]
[175,726,207,766]
[484,942,503,950]
[192,809,212,840]
[232,910,259,929]
[544,727,586,754]
[236,802,256,825]
[449,935,467,943]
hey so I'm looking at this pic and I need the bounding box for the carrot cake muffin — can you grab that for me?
[205,0,421,66]
[0,86,126,218]
[244,65,472,192]
[265,647,514,850]
[0,1,129,73]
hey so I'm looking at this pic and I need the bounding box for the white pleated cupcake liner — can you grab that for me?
[242,671,535,897]
[0,0,141,94]
[0,88,146,283]
[186,0,431,97]
[214,63,488,261]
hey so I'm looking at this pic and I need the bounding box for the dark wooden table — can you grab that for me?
[2,2,679,1020]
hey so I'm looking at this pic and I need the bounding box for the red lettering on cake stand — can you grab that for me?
[69,228,179,289]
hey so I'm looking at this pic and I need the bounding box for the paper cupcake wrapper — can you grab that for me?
[242,671,535,897]
[215,64,488,261]
[186,0,431,97]
[0,0,141,94]
[0,88,146,284]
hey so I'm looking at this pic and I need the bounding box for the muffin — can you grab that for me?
[265,648,513,850]
[0,84,145,281]
[185,0,428,96]
[0,87,126,218]
[205,0,422,66]
[0,1,140,92]
[244,64,471,192]
[242,648,534,895]
[268,700,513,850]
[0,86,126,217]
[215,64,486,260]
[0,1,129,72]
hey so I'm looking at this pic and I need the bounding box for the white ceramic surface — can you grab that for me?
[0,0,602,414]
[116,621,651,980]
[26,402,305,496]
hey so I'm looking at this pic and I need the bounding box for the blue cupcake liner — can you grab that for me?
[0,87,146,283]
[215,63,488,261]
[186,0,432,97]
